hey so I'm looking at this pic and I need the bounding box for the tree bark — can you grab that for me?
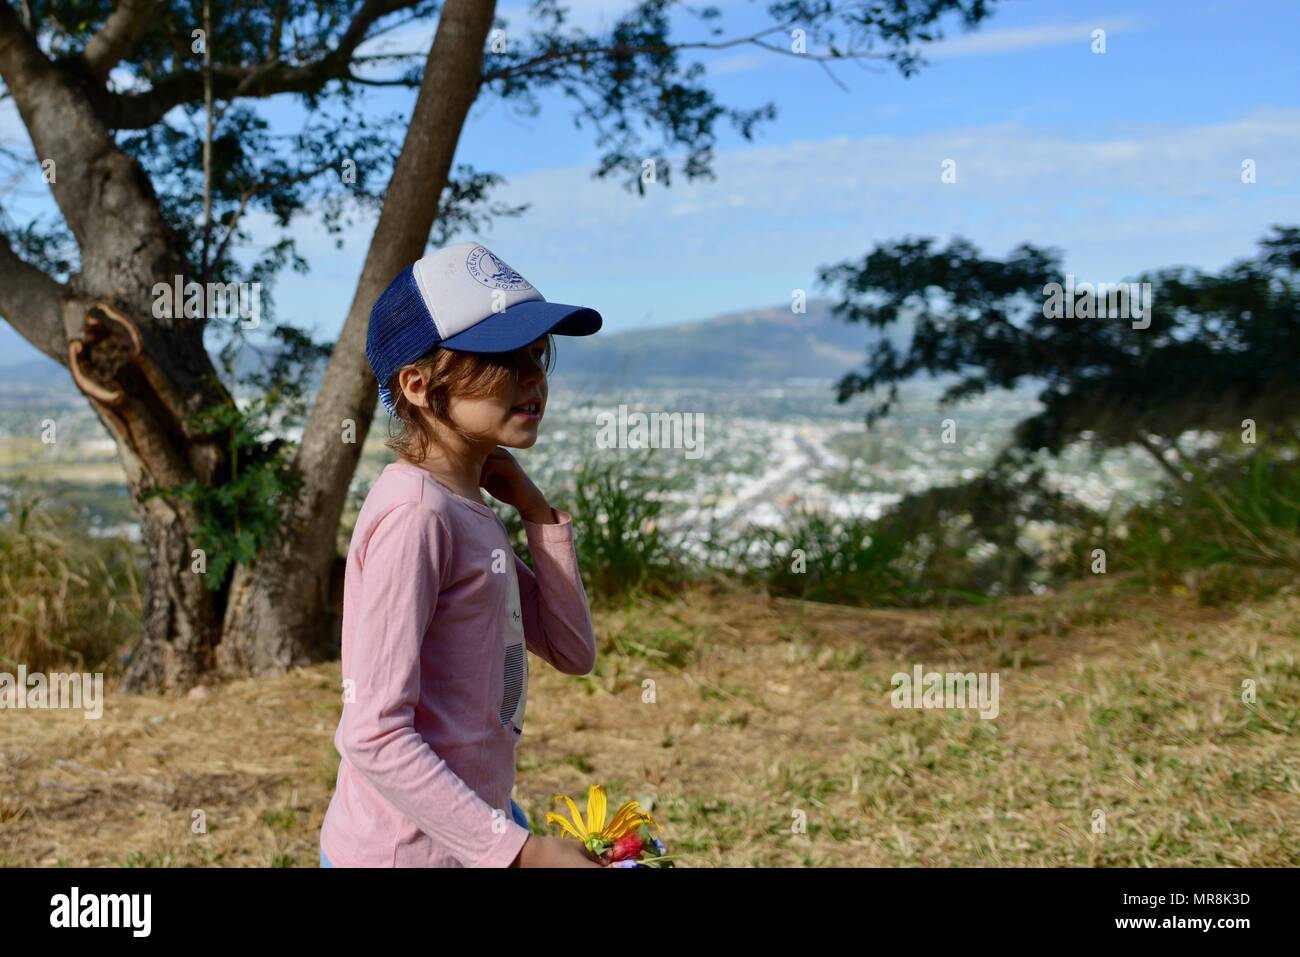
[217,0,498,676]
[2,2,230,692]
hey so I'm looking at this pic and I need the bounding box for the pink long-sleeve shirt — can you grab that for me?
[320,459,596,867]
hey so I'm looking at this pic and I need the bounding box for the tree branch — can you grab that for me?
[209,163,335,269]
[0,229,69,363]
[82,0,157,82]
[0,0,180,292]
[479,22,900,85]
[100,0,421,129]
[98,7,909,129]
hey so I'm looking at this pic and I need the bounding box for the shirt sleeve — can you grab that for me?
[338,502,531,868]
[515,508,597,675]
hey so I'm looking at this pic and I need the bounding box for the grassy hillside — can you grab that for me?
[1,577,1295,867]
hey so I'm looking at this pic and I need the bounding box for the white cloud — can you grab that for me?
[922,17,1142,59]
[706,51,772,76]
[685,16,1145,76]
[478,107,1297,276]
[261,106,1299,338]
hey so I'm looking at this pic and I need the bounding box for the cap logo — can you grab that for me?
[466,246,531,292]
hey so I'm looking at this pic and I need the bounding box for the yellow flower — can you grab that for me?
[545,784,661,853]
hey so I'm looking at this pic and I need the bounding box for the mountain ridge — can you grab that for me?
[0,298,905,389]
[549,297,905,384]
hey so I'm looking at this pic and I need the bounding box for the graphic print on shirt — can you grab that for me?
[498,558,528,734]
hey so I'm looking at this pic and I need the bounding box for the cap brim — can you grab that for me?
[436,300,602,353]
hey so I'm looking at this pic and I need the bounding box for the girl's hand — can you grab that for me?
[480,447,553,524]
[512,834,606,868]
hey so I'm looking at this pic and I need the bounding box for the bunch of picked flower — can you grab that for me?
[546,784,674,867]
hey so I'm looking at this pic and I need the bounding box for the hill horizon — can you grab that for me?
[0,297,905,391]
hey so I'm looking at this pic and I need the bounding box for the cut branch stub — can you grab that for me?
[66,301,144,406]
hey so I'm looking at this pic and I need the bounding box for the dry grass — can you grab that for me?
[0,504,141,676]
[1,577,1296,867]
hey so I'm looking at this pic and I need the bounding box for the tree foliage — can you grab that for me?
[821,226,1300,455]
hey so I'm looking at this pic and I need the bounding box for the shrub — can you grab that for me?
[1108,449,1300,599]
[494,453,684,603]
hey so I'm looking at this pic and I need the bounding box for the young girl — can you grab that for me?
[320,243,604,868]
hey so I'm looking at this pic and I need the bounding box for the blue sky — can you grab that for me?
[2,0,1298,363]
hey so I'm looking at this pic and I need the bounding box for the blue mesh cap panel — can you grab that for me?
[366,265,440,412]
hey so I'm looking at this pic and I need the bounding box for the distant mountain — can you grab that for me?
[551,298,908,384]
[0,298,910,394]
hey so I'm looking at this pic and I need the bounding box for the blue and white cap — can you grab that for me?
[367,241,602,414]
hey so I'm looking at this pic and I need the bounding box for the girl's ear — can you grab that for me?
[398,365,431,408]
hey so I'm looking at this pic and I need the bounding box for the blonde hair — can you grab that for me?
[385,336,554,463]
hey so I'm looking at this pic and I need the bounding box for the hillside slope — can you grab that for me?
[1,579,1295,867]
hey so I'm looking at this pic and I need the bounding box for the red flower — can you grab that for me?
[609,832,645,862]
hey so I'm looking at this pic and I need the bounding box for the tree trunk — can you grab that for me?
[217,0,498,676]
[1,3,232,692]
[118,431,225,692]
[64,312,236,695]
[2,0,498,692]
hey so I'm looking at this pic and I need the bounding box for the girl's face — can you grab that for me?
[445,337,549,449]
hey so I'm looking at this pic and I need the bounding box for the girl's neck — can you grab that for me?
[408,435,491,502]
